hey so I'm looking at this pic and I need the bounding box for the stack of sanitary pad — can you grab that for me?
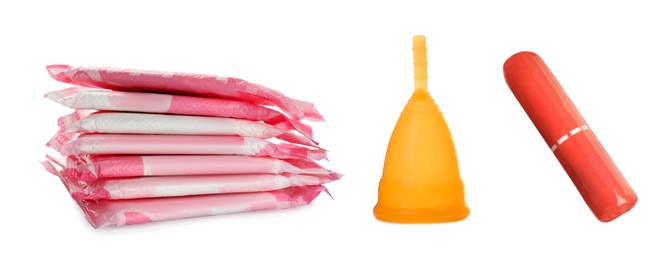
[42,65,340,228]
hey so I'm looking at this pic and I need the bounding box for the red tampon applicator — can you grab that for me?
[503,51,637,222]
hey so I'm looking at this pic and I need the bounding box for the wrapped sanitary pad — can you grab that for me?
[57,170,341,200]
[47,132,327,160]
[78,186,328,228]
[58,111,317,147]
[47,65,324,121]
[45,87,314,140]
[65,155,333,182]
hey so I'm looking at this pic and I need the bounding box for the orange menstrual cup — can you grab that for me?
[373,36,469,223]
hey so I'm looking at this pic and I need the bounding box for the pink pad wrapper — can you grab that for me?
[59,111,317,147]
[64,155,334,182]
[79,186,327,228]
[47,132,328,161]
[45,88,314,141]
[57,170,341,200]
[46,65,324,122]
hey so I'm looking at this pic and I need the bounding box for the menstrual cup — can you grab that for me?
[503,52,637,222]
[373,36,469,223]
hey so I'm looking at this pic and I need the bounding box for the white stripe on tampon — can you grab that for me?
[550,125,590,153]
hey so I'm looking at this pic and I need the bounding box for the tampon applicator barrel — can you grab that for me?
[503,51,637,222]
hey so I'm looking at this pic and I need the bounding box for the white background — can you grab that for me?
[1,0,668,259]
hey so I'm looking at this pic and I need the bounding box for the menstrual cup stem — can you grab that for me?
[413,35,428,92]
